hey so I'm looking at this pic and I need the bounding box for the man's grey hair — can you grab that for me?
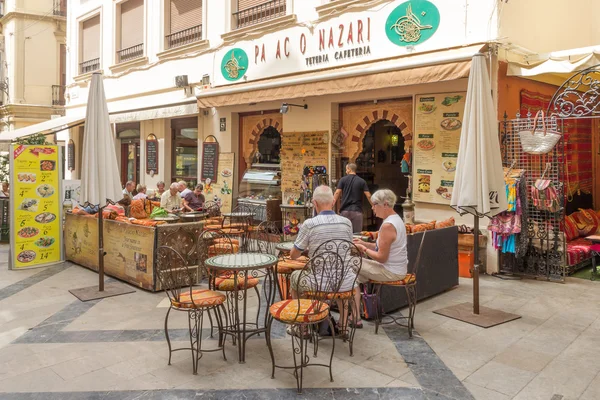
[126,180,134,187]
[170,182,179,190]
[312,185,334,205]
[178,180,187,187]
[346,163,357,173]
[371,189,397,207]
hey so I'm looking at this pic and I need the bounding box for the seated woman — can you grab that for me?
[352,189,407,327]
[133,184,147,200]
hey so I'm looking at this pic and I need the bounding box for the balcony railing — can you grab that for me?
[166,24,202,49]
[53,0,66,16]
[52,85,65,106]
[116,43,144,64]
[234,0,286,29]
[79,58,100,74]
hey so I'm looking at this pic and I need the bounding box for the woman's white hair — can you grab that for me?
[312,185,334,205]
[371,189,397,207]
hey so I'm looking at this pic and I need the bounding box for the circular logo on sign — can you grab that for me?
[221,48,248,81]
[385,0,440,46]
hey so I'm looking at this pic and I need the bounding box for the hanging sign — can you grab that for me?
[146,134,159,175]
[201,137,219,182]
[9,145,63,269]
[67,139,75,171]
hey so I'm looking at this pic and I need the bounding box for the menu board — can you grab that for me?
[201,141,219,181]
[203,152,234,214]
[10,145,62,269]
[146,134,158,174]
[412,92,466,205]
[280,131,329,204]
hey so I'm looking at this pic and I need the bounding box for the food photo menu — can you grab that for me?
[412,92,466,205]
[10,145,62,269]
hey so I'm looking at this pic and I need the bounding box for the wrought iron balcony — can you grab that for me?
[79,58,100,74]
[166,24,202,49]
[116,43,144,64]
[53,0,66,16]
[234,0,286,29]
[52,85,65,106]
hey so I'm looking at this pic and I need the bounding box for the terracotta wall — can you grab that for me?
[340,99,413,160]
[497,62,558,120]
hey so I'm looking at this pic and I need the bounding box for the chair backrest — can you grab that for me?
[412,230,427,278]
[197,229,238,285]
[160,227,197,266]
[203,201,221,217]
[248,221,283,254]
[313,239,362,292]
[156,246,195,304]
[293,251,344,319]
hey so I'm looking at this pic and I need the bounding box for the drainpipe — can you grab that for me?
[21,36,31,103]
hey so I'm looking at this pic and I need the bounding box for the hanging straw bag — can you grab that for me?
[518,110,561,154]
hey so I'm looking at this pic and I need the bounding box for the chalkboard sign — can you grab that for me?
[201,140,219,182]
[67,139,75,171]
[146,134,158,175]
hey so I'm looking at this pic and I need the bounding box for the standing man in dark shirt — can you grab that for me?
[332,163,372,233]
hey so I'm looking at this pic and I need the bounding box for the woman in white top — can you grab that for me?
[352,189,408,328]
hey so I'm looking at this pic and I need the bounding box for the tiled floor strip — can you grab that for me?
[0,263,70,302]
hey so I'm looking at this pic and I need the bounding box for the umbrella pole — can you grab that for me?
[98,205,105,292]
[473,215,480,315]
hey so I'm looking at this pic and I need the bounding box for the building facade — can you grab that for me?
[0,0,66,134]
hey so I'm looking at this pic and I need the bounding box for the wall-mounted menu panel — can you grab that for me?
[201,141,219,182]
[412,92,466,205]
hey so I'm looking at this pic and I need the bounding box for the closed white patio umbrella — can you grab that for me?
[70,73,134,301]
[435,54,519,327]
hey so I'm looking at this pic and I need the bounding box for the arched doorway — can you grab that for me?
[254,126,281,164]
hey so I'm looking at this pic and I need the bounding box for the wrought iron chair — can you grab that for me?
[266,251,344,394]
[198,229,262,342]
[247,220,283,255]
[156,246,227,375]
[368,231,427,338]
[312,239,362,356]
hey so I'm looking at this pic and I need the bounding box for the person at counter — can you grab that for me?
[122,181,135,200]
[156,181,166,198]
[161,183,182,212]
[182,184,205,212]
[0,182,8,197]
[133,184,147,200]
[352,189,408,327]
[178,180,192,198]
[332,163,372,233]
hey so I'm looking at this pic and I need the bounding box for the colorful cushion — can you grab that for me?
[213,238,240,246]
[277,258,308,274]
[269,299,330,323]
[435,217,455,229]
[566,238,593,266]
[408,221,436,234]
[208,243,239,257]
[172,289,225,309]
[570,210,599,237]
[563,214,579,241]
[370,273,416,286]
[214,275,259,291]
[304,290,354,300]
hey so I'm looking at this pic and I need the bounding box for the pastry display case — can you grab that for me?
[238,164,282,223]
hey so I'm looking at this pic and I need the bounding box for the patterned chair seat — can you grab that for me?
[369,273,416,286]
[213,238,240,246]
[214,274,260,291]
[171,289,226,309]
[208,243,239,257]
[304,290,354,300]
[270,299,330,324]
[277,258,308,275]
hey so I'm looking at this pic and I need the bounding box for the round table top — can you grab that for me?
[152,216,180,222]
[181,212,207,219]
[205,252,277,271]
[276,241,295,252]
[222,212,255,218]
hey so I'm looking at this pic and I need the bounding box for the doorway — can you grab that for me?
[171,117,198,188]
[117,122,141,187]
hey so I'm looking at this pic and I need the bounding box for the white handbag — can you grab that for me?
[518,110,561,155]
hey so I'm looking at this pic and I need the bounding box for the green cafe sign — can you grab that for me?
[221,48,249,82]
[385,0,440,47]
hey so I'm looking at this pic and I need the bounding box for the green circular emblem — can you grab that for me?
[385,0,440,47]
[221,48,248,82]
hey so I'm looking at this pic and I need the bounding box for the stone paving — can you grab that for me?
[1,246,600,399]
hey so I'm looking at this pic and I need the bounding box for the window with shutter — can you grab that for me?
[81,15,100,73]
[166,0,202,49]
[234,0,286,29]
[118,0,144,63]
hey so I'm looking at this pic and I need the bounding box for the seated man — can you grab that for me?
[289,185,356,333]
[183,184,205,212]
[160,182,182,212]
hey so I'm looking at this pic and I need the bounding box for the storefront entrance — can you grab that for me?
[117,122,141,187]
[171,117,198,187]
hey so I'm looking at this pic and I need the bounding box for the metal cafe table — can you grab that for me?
[205,252,277,363]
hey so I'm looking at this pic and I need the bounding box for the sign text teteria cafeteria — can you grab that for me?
[253,17,372,67]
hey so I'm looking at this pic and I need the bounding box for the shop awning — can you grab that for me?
[507,46,600,85]
[196,44,486,108]
[0,113,85,142]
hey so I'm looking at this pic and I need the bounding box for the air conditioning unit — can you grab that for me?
[175,75,188,88]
